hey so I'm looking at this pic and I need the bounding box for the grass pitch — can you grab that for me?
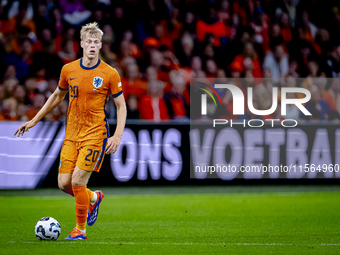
[1,185,340,254]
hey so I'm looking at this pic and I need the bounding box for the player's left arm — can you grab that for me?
[105,94,127,154]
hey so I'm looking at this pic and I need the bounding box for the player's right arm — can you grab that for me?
[14,87,68,137]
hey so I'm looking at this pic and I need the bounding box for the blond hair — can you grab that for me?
[80,22,103,41]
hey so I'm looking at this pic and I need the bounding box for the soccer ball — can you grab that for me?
[34,217,61,241]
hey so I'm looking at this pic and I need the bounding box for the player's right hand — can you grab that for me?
[14,121,37,137]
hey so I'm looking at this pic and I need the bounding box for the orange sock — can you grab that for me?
[87,189,94,202]
[72,185,89,231]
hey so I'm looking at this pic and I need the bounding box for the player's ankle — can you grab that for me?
[90,192,98,205]
[76,227,86,235]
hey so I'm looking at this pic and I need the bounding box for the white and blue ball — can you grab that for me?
[34,217,61,241]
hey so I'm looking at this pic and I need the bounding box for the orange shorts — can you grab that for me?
[58,138,107,173]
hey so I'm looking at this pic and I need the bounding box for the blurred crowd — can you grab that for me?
[1,0,340,122]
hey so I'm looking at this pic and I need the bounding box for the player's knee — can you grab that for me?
[71,176,87,186]
[58,182,71,192]
[71,168,91,186]
[58,173,72,192]
[58,178,70,191]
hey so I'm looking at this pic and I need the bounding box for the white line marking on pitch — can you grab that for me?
[7,241,340,246]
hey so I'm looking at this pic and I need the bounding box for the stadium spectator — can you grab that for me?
[35,67,48,93]
[196,7,229,48]
[301,10,318,41]
[279,13,292,42]
[216,69,228,83]
[119,40,137,69]
[16,103,28,121]
[164,71,189,119]
[205,59,218,79]
[263,44,289,83]
[51,8,63,36]
[183,12,196,37]
[154,24,173,51]
[230,41,262,78]
[146,66,158,82]
[300,61,320,94]
[189,56,202,77]
[326,50,340,77]
[55,28,80,56]
[175,32,194,68]
[58,39,77,64]
[250,7,270,53]
[315,77,328,96]
[121,63,147,100]
[149,50,165,79]
[253,68,275,113]
[126,94,140,119]
[25,77,38,102]
[34,28,54,53]
[13,85,29,105]
[26,93,46,120]
[102,24,115,43]
[267,24,285,52]
[13,39,32,81]
[275,0,298,28]
[316,29,332,56]
[122,30,142,59]
[140,80,169,121]
[159,46,180,73]
[323,78,340,113]
[302,84,335,121]
[34,4,52,37]
[46,78,58,98]
[99,35,116,63]
[3,78,18,99]
[112,6,129,42]
[295,40,317,77]
[288,59,300,78]
[0,99,17,121]
[159,7,182,43]
[4,65,16,80]
[218,0,231,23]
[4,2,36,34]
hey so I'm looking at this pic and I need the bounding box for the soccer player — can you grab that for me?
[14,22,126,240]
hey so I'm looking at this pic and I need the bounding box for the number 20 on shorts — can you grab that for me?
[85,149,99,162]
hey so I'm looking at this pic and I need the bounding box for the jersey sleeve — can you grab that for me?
[58,66,68,91]
[109,68,123,98]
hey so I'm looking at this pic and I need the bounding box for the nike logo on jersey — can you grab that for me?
[70,78,77,80]
[85,163,90,166]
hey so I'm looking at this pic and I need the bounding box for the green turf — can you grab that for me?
[1,186,340,254]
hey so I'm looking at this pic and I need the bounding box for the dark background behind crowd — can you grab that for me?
[1,0,340,122]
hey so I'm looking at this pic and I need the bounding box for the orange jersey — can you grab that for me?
[58,58,122,141]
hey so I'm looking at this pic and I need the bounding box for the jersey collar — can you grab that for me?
[80,58,101,70]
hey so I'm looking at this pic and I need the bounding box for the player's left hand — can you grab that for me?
[105,135,121,154]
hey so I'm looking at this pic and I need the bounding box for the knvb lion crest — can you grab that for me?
[93,76,103,88]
